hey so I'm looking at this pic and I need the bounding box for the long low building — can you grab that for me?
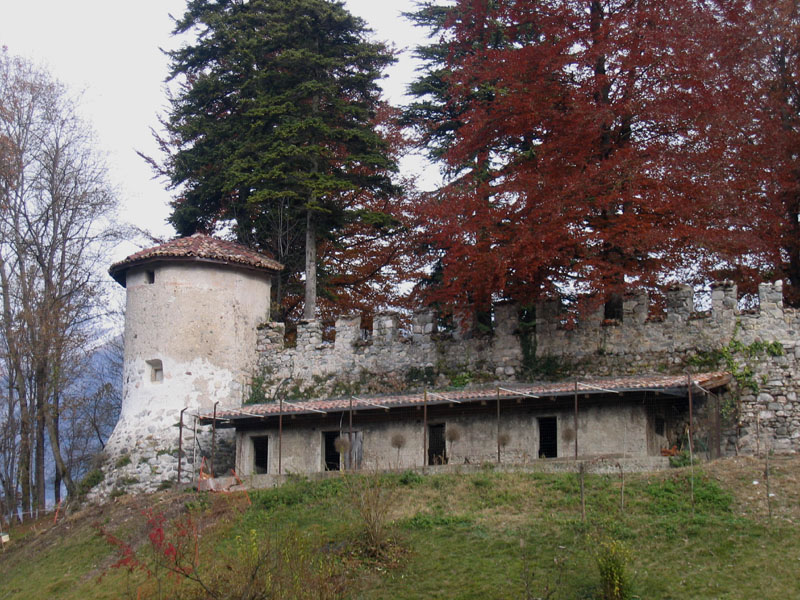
[198,372,731,477]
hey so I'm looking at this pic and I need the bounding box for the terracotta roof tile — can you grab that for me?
[203,371,731,423]
[110,233,282,284]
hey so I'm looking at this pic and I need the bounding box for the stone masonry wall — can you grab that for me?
[255,281,800,455]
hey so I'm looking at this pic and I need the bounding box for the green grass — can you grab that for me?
[2,461,799,599]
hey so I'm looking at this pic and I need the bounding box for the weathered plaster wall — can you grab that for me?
[94,262,271,497]
[235,402,653,476]
[256,281,800,455]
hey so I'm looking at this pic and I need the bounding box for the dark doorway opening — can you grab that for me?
[252,436,269,474]
[428,424,447,465]
[538,417,558,458]
[323,431,340,471]
[604,293,623,321]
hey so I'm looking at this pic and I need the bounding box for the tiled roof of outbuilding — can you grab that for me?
[201,371,731,424]
[109,233,283,285]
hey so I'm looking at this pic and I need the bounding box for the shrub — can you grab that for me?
[343,471,397,556]
[595,538,633,600]
[99,509,345,599]
[398,470,423,486]
[77,469,104,496]
[669,450,698,468]
[390,433,406,468]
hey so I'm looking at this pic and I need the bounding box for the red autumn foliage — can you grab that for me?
[408,0,776,311]
[97,509,199,587]
[728,1,800,305]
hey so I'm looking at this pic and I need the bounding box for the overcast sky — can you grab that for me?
[0,0,429,262]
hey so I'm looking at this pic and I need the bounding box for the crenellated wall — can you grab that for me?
[256,281,800,455]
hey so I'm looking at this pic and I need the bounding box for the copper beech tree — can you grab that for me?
[405,0,776,313]
[735,0,800,306]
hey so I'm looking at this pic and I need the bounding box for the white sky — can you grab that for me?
[0,0,430,262]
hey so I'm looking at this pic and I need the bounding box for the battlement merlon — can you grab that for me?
[258,281,792,357]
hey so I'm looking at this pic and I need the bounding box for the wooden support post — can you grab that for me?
[714,391,722,459]
[211,402,218,477]
[278,396,283,475]
[687,374,695,517]
[496,388,501,464]
[178,408,186,485]
[349,396,354,471]
[192,417,198,481]
[423,390,428,470]
[574,380,579,460]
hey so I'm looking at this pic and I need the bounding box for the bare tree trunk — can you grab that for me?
[35,382,46,511]
[44,406,74,498]
[303,91,320,321]
[304,208,317,320]
[18,405,31,520]
[53,394,61,504]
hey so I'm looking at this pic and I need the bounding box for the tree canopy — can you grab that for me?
[158,0,410,319]
[405,0,779,312]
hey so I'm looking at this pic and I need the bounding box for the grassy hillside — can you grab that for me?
[1,457,799,599]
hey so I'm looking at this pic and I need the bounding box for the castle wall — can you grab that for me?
[255,281,800,455]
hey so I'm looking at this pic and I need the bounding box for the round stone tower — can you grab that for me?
[98,234,282,494]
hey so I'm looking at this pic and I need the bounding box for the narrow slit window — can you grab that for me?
[252,436,269,474]
[146,270,155,284]
[146,359,163,383]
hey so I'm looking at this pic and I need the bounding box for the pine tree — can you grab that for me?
[158,0,398,318]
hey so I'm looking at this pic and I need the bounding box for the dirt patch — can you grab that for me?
[703,455,800,522]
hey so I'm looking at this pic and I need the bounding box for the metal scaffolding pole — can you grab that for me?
[178,408,186,485]
[423,390,428,469]
[574,380,579,460]
[211,401,218,477]
[496,388,501,464]
[278,396,283,475]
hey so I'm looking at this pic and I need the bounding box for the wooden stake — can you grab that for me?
[765,451,773,521]
[579,462,586,523]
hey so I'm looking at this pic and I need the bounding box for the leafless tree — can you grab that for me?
[0,49,119,517]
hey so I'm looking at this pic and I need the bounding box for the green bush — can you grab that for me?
[668,450,698,468]
[399,470,423,486]
[76,469,104,496]
[595,538,633,600]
